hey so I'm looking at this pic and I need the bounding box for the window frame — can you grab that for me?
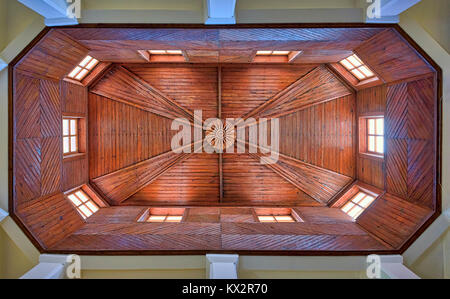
[340,190,377,220]
[366,117,384,156]
[66,188,100,220]
[137,208,186,223]
[339,54,376,81]
[62,117,79,156]
[67,55,99,81]
[257,215,297,223]
[359,115,385,159]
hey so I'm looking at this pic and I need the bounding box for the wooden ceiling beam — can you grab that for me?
[249,152,353,205]
[92,150,193,205]
[90,65,194,122]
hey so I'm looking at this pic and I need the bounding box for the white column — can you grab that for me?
[20,254,71,279]
[17,0,79,26]
[379,255,420,279]
[206,254,239,279]
[364,0,422,23]
[204,0,236,25]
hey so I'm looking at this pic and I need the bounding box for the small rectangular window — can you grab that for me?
[339,54,375,81]
[341,191,376,219]
[67,189,100,219]
[62,117,79,155]
[147,215,183,223]
[366,117,384,155]
[148,50,183,55]
[67,55,99,81]
[256,50,291,56]
[258,215,296,223]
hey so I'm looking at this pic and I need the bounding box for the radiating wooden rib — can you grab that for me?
[92,150,193,205]
[90,65,194,122]
[248,152,353,205]
[241,65,352,120]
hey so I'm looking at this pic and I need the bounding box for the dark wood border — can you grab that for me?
[8,23,443,256]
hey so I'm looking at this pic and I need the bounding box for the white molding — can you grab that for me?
[0,57,7,72]
[20,262,65,279]
[0,207,8,222]
[381,263,420,279]
[379,0,422,17]
[403,209,450,265]
[204,0,236,25]
[18,0,78,27]
[206,254,239,279]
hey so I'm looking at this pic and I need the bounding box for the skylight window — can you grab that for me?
[256,50,290,56]
[341,191,376,219]
[63,117,78,155]
[147,215,183,223]
[67,55,99,81]
[258,215,296,223]
[148,50,183,55]
[67,189,99,219]
[339,54,375,81]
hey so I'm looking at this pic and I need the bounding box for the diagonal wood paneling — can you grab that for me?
[89,93,176,179]
[407,140,434,208]
[357,193,432,248]
[407,78,435,140]
[386,138,407,198]
[386,83,408,139]
[41,137,62,196]
[354,29,434,83]
[222,154,320,206]
[15,139,41,205]
[125,153,220,205]
[92,151,192,205]
[243,65,352,120]
[250,153,353,205]
[40,79,61,138]
[90,65,194,121]
[14,73,40,139]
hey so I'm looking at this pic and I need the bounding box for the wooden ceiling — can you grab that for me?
[9,25,441,254]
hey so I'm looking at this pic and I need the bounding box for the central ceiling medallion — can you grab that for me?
[205,119,235,152]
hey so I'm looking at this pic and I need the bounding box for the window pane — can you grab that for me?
[70,136,77,152]
[351,69,365,80]
[166,50,182,55]
[351,192,366,204]
[68,194,81,206]
[86,58,98,70]
[70,119,77,135]
[258,216,275,222]
[368,119,375,135]
[272,51,290,55]
[79,56,92,67]
[86,201,99,213]
[376,136,384,154]
[360,196,375,208]
[63,137,70,153]
[340,59,353,70]
[166,216,182,222]
[359,65,374,77]
[149,50,167,54]
[148,215,166,222]
[341,202,355,213]
[348,206,363,218]
[256,51,272,55]
[274,215,295,222]
[368,136,375,152]
[348,55,362,67]
[68,66,82,78]
[376,118,384,136]
[79,205,92,217]
[63,119,69,135]
[75,69,89,80]
[76,191,89,203]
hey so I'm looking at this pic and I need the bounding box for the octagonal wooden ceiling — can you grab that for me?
[9,25,441,254]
